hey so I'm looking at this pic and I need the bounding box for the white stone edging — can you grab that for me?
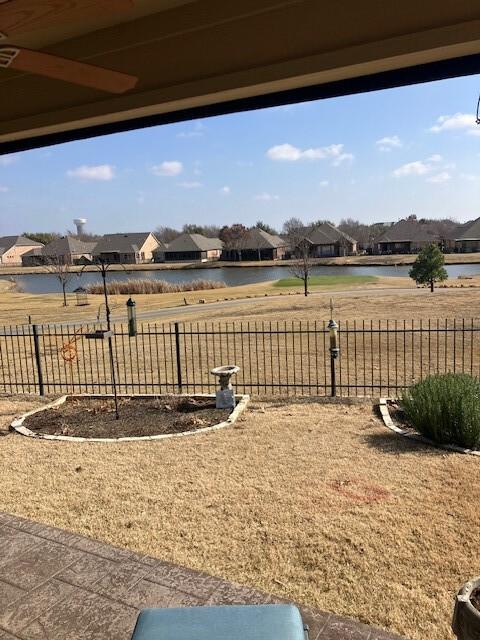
[10,393,250,443]
[378,398,480,457]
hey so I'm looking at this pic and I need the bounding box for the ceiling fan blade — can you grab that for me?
[0,46,137,93]
[0,0,132,38]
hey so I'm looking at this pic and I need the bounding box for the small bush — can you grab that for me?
[401,373,480,449]
[86,278,225,295]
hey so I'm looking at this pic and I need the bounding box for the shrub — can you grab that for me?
[401,373,480,449]
[86,278,225,295]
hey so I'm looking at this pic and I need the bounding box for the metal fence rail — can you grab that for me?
[1,319,479,397]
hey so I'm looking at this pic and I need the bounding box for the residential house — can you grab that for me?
[92,232,159,264]
[376,216,464,254]
[455,217,480,253]
[306,223,357,257]
[22,236,97,266]
[222,228,287,261]
[161,233,223,262]
[0,236,44,266]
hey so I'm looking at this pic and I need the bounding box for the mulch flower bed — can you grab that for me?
[387,400,417,435]
[23,396,231,439]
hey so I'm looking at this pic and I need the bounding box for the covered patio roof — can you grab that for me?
[1,0,480,153]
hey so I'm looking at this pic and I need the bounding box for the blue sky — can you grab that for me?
[1,73,479,235]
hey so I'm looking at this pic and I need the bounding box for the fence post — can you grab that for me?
[327,318,339,397]
[32,324,45,396]
[174,322,183,393]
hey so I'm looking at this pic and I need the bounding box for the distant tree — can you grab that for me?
[409,244,448,292]
[65,229,102,242]
[282,217,306,253]
[254,220,278,236]
[310,219,335,228]
[219,224,248,260]
[289,237,313,297]
[24,232,60,245]
[44,257,75,306]
[154,226,180,244]
[182,224,221,238]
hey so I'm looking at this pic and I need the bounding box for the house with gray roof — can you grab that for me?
[222,228,286,261]
[23,236,97,266]
[376,216,464,254]
[92,232,160,264]
[306,223,357,257]
[455,217,480,252]
[159,233,222,262]
[0,235,44,266]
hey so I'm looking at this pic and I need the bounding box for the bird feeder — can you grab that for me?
[73,286,89,306]
[126,297,137,337]
[328,318,339,359]
[211,365,240,409]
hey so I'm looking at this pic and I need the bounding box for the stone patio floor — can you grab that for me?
[0,511,406,640]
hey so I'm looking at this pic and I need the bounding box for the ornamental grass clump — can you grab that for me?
[86,278,225,295]
[401,373,480,449]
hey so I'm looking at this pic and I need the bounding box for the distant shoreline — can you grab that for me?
[1,252,480,277]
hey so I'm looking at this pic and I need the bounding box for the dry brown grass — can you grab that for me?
[2,274,480,326]
[0,396,478,640]
[2,286,480,398]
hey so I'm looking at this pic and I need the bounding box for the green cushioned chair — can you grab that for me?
[131,604,308,640]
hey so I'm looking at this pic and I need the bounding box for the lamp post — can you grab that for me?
[328,298,340,397]
[126,297,137,337]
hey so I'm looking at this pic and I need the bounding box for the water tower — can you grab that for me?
[73,218,87,236]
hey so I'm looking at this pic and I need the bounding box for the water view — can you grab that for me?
[4,263,480,294]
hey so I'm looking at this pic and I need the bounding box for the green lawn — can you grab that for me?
[274,274,378,287]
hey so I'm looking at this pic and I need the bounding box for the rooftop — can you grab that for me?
[164,233,223,253]
[92,233,157,255]
[242,228,286,250]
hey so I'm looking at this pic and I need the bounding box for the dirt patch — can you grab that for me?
[472,587,480,613]
[328,478,390,503]
[23,396,230,438]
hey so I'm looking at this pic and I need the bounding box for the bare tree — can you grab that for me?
[154,226,180,244]
[45,257,75,306]
[289,237,313,297]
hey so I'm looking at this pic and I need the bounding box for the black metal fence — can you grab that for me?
[1,319,479,397]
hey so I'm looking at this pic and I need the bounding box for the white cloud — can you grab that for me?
[66,164,115,181]
[319,180,329,187]
[219,186,231,194]
[151,161,183,176]
[266,142,353,165]
[177,121,205,138]
[376,135,402,151]
[430,113,480,136]
[178,181,202,189]
[427,171,451,184]
[393,161,430,177]
[0,154,18,166]
[460,173,479,181]
[392,154,442,178]
[0,185,9,192]
[254,192,279,201]
[332,152,354,166]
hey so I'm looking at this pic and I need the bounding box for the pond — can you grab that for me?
[3,262,480,294]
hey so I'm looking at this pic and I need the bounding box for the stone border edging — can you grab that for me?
[378,398,480,457]
[10,393,250,443]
